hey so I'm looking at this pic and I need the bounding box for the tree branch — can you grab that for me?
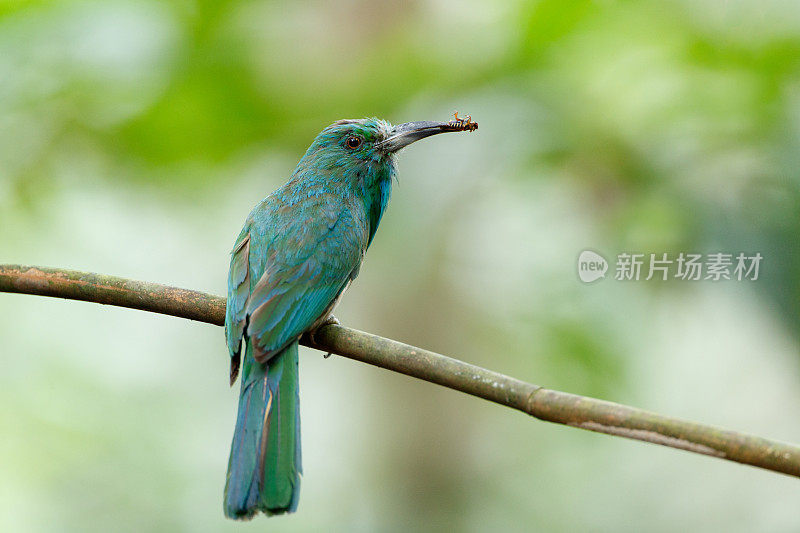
[1,264,798,478]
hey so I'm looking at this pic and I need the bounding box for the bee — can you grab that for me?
[449,111,478,132]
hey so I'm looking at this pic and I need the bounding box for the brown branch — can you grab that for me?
[1,263,799,478]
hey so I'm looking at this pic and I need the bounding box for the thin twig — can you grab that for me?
[1,263,798,478]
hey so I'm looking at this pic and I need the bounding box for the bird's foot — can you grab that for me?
[319,314,340,328]
[311,315,340,358]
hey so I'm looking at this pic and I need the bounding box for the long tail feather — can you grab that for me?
[224,341,301,519]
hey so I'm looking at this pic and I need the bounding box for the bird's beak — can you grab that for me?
[378,120,478,153]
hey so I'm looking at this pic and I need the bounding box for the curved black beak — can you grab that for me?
[378,120,478,153]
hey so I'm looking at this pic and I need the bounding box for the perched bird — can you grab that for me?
[223,117,477,519]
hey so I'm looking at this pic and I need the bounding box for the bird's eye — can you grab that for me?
[346,136,363,149]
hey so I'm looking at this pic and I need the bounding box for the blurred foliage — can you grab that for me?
[2,0,800,531]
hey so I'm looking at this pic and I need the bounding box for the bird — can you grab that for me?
[223,117,477,519]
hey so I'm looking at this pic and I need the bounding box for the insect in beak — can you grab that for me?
[378,114,478,152]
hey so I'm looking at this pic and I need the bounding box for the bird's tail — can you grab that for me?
[224,340,301,519]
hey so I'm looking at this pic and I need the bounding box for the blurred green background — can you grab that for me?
[2,0,800,531]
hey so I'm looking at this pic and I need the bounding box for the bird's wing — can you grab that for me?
[225,225,252,384]
[245,200,367,363]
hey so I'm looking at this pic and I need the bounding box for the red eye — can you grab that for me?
[346,136,363,149]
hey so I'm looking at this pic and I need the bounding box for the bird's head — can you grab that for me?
[295,117,477,182]
[291,116,477,245]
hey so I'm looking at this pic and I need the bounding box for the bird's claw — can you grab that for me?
[310,315,340,357]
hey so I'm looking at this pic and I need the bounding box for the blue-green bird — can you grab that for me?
[223,117,476,519]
